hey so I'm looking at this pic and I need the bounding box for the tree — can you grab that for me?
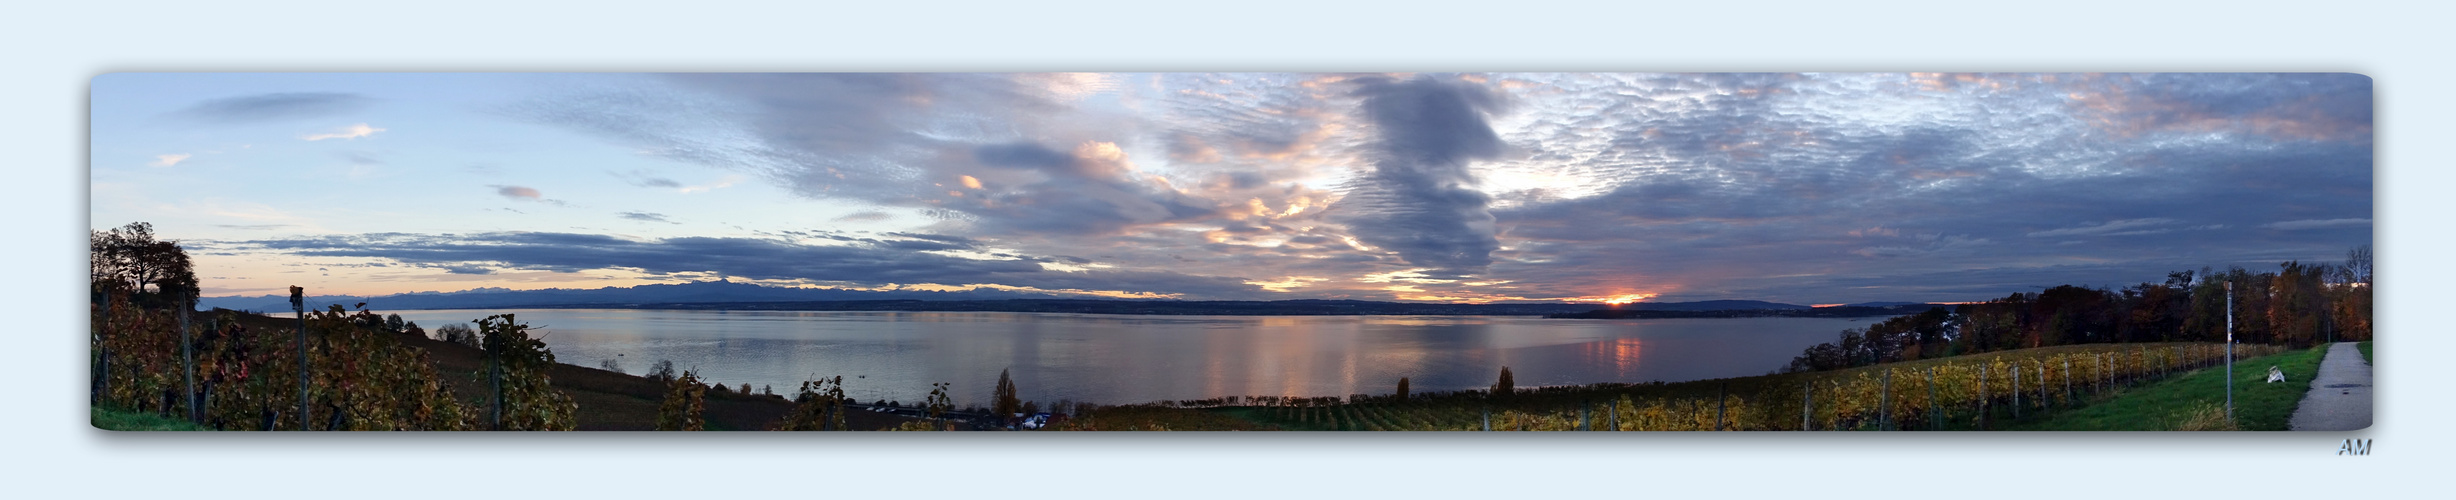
[993,369,1022,418]
[645,359,677,383]
[1490,367,1514,401]
[2334,246,2374,341]
[2344,244,2373,286]
[1395,377,1410,403]
[435,324,479,348]
[89,222,197,305]
[926,382,954,422]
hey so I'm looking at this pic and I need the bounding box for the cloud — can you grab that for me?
[1477,73,2369,304]
[678,175,742,193]
[505,73,1341,238]
[151,153,191,167]
[301,123,384,141]
[494,185,541,200]
[1336,75,1510,278]
[834,211,892,222]
[174,92,370,123]
[2025,218,2179,238]
[214,224,293,230]
[2262,218,2369,230]
[489,73,2369,304]
[618,211,679,224]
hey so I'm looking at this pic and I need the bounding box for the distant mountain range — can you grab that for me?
[197,280,1951,317]
[195,280,1072,313]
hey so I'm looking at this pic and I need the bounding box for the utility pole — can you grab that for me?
[2225,281,2235,421]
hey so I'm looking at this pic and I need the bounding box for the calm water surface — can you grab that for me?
[394,309,1870,407]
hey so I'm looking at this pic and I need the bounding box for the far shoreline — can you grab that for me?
[205,298,1950,319]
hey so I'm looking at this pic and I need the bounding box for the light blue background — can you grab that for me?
[6,1,2437,498]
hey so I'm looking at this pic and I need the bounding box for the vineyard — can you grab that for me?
[1104,342,2294,431]
[92,294,2301,432]
[90,291,573,431]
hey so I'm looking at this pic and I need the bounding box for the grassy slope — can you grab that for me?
[2000,345,2326,431]
[2358,341,2372,365]
[93,406,206,431]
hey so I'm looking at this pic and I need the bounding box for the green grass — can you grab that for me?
[2358,341,2372,365]
[92,406,207,431]
[2001,345,2327,431]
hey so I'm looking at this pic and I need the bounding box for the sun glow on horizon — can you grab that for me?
[1594,293,1658,305]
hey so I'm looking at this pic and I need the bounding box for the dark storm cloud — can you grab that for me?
[174,92,371,123]
[1337,76,1509,278]
[234,232,1265,298]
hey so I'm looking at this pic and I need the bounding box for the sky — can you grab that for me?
[89,73,2373,305]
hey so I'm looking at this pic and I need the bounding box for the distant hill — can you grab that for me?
[1549,303,1957,319]
[1611,299,1813,311]
[196,280,1878,317]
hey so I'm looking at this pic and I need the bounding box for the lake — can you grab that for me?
[392,309,1872,408]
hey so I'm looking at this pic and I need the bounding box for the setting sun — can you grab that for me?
[1598,293,1658,305]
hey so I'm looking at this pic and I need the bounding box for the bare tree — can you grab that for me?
[2344,244,2373,285]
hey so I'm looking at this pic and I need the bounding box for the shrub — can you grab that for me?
[434,324,478,348]
[774,377,848,431]
[475,314,576,430]
[655,369,706,431]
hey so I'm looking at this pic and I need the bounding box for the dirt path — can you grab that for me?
[2287,342,2371,431]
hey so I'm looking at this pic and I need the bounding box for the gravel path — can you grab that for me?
[2287,342,2372,431]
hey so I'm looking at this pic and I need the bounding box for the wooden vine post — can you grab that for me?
[291,286,308,431]
[1800,380,1812,431]
[180,291,196,424]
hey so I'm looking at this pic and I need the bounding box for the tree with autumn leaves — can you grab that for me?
[1783,247,2375,374]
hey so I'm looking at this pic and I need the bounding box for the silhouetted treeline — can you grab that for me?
[1784,247,2372,373]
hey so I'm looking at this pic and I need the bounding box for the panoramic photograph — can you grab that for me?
[87,72,2372,431]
